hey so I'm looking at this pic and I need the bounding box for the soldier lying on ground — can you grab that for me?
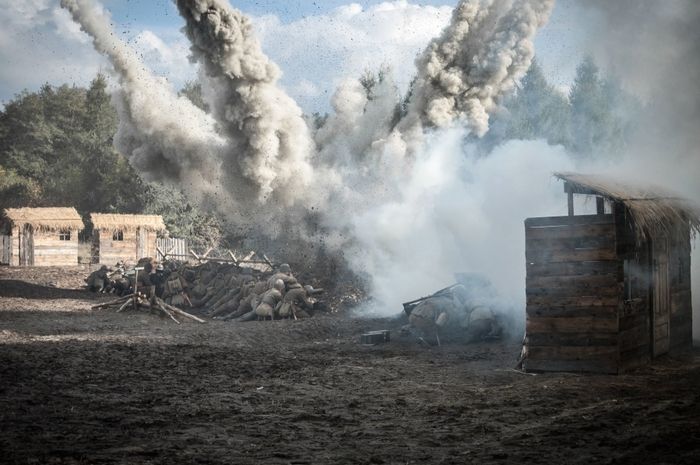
[406,284,501,345]
[278,280,316,319]
[254,279,285,320]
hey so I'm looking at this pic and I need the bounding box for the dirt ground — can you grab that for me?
[1,266,699,464]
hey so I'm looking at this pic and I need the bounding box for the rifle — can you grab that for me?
[402,284,460,316]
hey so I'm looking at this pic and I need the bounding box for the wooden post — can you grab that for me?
[596,196,605,215]
[262,254,274,268]
[134,266,144,311]
[567,191,574,216]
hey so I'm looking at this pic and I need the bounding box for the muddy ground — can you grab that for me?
[1,266,699,464]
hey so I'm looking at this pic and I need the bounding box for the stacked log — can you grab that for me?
[91,292,205,325]
[157,261,322,322]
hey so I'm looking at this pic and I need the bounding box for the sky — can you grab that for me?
[0,0,596,113]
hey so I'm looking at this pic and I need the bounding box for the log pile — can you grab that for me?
[91,292,205,324]
[157,260,325,321]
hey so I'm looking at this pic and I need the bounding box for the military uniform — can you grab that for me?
[86,266,110,293]
[278,283,314,319]
[254,287,283,320]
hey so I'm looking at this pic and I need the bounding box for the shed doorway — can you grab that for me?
[651,237,671,357]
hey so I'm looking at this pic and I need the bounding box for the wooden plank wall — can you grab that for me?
[97,229,138,264]
[32,230,79,266]
[10,226,19,266]
[669,231,693,352]
[524,214,623,374]
[97,229,159,264]
[143,231,158,259]
[0,234,9,264]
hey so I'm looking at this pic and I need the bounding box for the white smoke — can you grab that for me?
[573,0,700,342]
[346,133,573,315]
[62,0,562,319]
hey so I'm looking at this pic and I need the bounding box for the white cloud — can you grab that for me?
[0,1,195,106]
[128,29,195,88]
[1,1,451,113]
[252,1,454,113]
[0,2,103,104]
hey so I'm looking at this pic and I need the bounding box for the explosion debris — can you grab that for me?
[61,0,556,314]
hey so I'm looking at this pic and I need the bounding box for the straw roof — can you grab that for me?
[554,172,700,242]
[90,213,166,232]
[2,207,83,231]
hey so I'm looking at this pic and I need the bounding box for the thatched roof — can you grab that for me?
[2,207,83,231]
[555,172,700,242]
[90,213,166,232]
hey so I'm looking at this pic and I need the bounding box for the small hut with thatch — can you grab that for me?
[524,173,699,374]
[90,213,166,265]
[0,207,83,266]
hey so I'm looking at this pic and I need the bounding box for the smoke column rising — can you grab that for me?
[62,0,563,319]
[60,0,228,207]
[175,0,316,206]
[400,0,555,138]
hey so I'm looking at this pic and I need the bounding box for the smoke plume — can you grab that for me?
[573,0,700,341]
[400,0,555,138]
[175,0,315,206]
[60,0,227,207]
[62,0,559,319]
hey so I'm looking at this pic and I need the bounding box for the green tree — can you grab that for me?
[568,55,629,157]
[506,59,571,146]
[0,76,223,248]
[143,183,222,249]
[178,81,209,113]
[475,59,571,153]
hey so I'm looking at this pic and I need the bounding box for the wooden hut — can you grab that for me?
[91,214,166,265]
[0,207,83,266]
[524,173,699,374]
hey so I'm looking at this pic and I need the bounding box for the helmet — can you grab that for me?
[156,264,164,271]
[278,263,291,273]
[100,265,108,271]
[273,279,285,291]
[303,285,314,294]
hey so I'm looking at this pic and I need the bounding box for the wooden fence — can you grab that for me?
[156,237,189,261]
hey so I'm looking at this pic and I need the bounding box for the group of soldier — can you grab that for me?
[87,258,503,341]
[87,259,322,323]
[85,258,169,297]
[190,263,322,322]
[406,283,502,345]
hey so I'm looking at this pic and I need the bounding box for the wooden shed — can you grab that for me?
[0,207,83,266]
[524,173,699,374]
[91,214,166,265]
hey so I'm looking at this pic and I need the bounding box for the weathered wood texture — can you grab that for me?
[11,226,19,266]
[669,231,693,353]
[1,227,78,266]
[31,231,79,266]
[0,234,10,265]
[525,214,622,374]
[96,229,158,264]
